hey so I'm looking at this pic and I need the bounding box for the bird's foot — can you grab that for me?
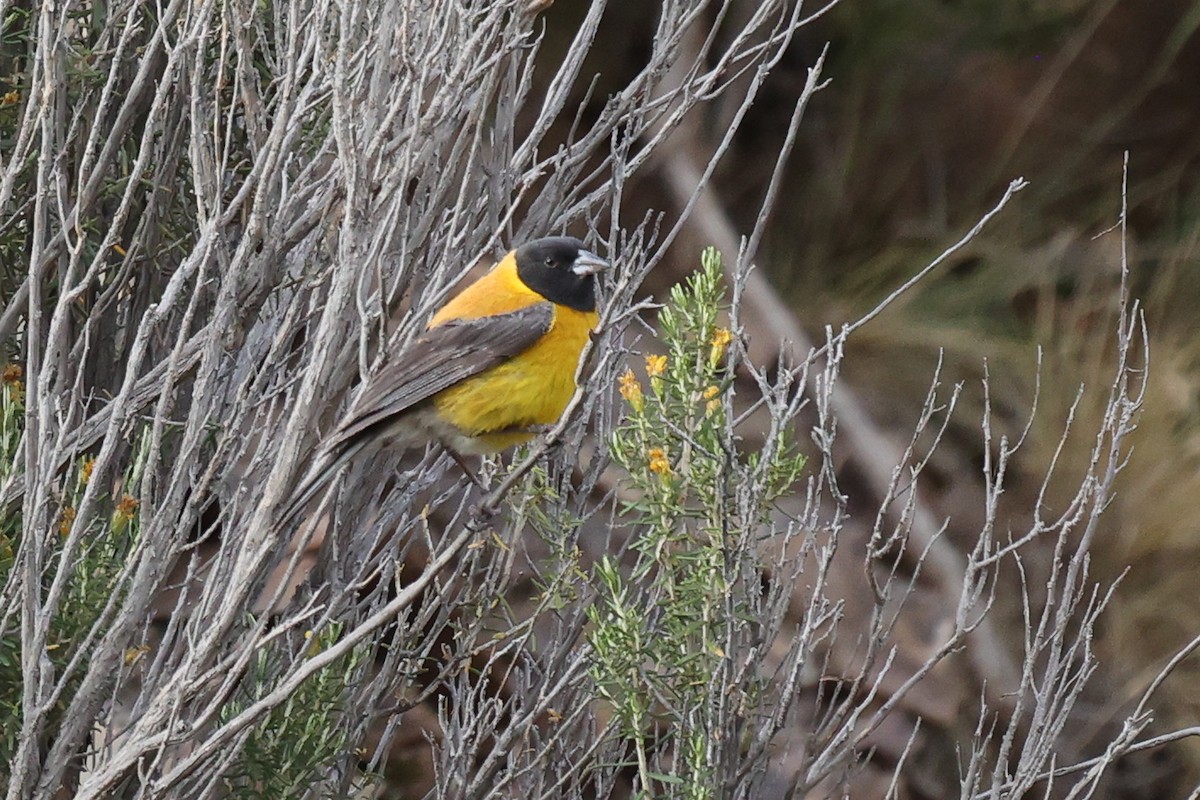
[526,424,564,452]
[471,498,500,520]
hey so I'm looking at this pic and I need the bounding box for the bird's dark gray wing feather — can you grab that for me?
[332,301,554,443]
[274,302,554,530]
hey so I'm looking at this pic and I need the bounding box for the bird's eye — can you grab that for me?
[544,257,555,267]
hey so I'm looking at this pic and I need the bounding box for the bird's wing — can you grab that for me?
[331,301,555,443]
[274,302,554,531]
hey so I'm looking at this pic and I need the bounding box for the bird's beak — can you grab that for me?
[571,250,609,277]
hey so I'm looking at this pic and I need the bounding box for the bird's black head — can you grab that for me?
[514,236,608,313]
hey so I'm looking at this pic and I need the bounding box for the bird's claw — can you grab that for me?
[471,499,500,520]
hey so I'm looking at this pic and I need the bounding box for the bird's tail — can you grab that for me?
[273,435,369,532]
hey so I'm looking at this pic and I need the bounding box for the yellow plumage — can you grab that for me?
[428,253,598,450]
[277,236,606,527]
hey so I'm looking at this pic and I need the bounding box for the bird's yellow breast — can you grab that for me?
[427,255,598,452]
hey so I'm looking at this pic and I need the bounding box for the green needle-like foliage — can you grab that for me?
[591,248,806,799]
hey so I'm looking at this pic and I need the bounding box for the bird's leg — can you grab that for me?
[443,447,502,519]
[525,424,565,457]
[443,445,487,490]
[474,495,500,520]
[445,447,502,518]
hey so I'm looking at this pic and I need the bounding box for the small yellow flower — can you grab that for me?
[124,644,151,666]
[644,354,667,378]
[618,369,644,413]
[3,364,24,405]
[702,384,721,415]
[112,494,139,532]
[116,494,139,516]
[709,327,733,365]
[645,354,667,397]
[80,457,96,485]
[0,90,19,107]
[59,507,76,536]
[647,447,671,477]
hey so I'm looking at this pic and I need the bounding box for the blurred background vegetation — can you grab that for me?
[549,0,1200,793]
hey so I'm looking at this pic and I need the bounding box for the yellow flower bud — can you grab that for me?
[112,494,139,533]
[2,364,23,405]
[124,644,152,666]
[709,327,733,366]
[644,354,667,378]
[645,355,668,397]
[647,447,671,478]
[618,369,644,413]
[59,507,76,537]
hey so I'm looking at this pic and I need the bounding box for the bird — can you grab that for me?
[277,236,609,527]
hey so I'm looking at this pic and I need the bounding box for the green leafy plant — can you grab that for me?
[0,365,145,782]
[220,622,374,799]
[589,248,805,798]
[0,366,24,762]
